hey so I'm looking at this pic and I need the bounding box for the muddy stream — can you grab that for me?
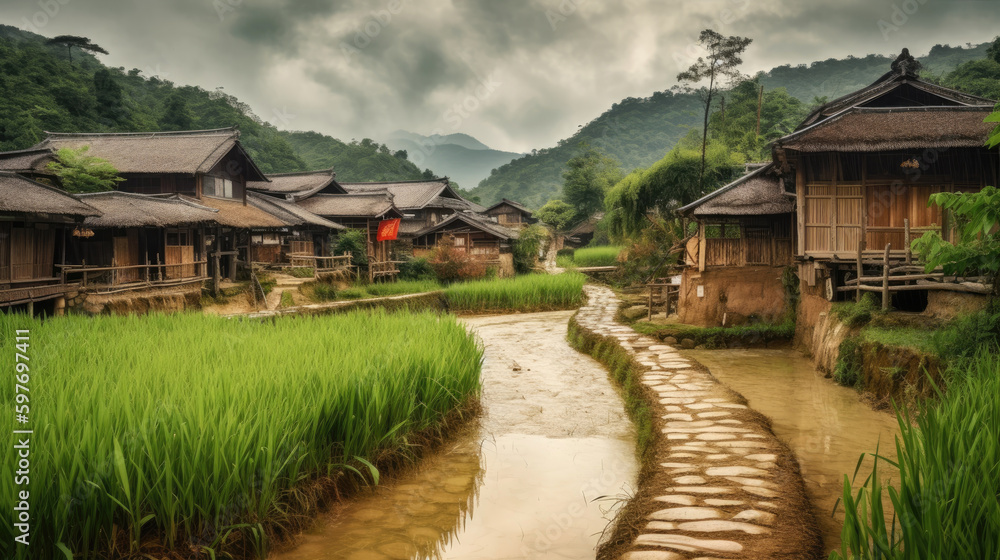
[270,310,638,560]
[684,348,900,554]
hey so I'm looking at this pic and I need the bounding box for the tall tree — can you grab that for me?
[160,93,193,131]
[45,35,109,65]
[562,144,624,220]
[676,29,752,190]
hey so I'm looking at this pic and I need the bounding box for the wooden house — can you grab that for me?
[68,192,219,288]
[246,168,348,262]
[484,199,536,229]
[771,52,998,306]
[564,212,604,248]
[0,128,340,291]
[338,178,484,239]
[676,164,796,325]
[412,212,518,277]
[296,192,405,281]
[0,172,101,313]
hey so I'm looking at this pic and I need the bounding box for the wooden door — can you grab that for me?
[32,229,55,279]
[113,231,141,283]
[11,228,34,281]
[866,185,941,251]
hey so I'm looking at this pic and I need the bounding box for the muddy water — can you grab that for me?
[270,311,637,560]
[684,348,900,554]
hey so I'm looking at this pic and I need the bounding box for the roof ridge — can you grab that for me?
[44,127,238,139]
[339,178,448,185]
[264,168,336,178]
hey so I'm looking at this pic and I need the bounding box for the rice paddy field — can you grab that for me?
[557,246,623,268]
[443,272,586,313]
[0,310,483,560]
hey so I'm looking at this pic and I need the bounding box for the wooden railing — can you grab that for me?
[837,241,991,309]
[60,261,208,291]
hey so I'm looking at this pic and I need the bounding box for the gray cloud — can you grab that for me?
[1,0,997,154]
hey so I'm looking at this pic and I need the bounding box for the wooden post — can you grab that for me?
[157,253,162,282]
[212,228,221,296]
[882,243,891,311]
[698,222,707,273]
[82,259,87,288]
[648,285,653,321]
[856,239,864,302]
[904,218,912,265]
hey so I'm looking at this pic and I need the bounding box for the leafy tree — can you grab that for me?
[676,29,752,190]
[45,146,123,193]
[45,35,108,65]
[988,36,1000,64]
[562,144,623,219]
[160,93,193,131]
[536,199,577,231]
[93,68,124,121]
[604,142,741,238]
[332,229,369,270]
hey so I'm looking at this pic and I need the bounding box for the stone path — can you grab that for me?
[574,286,818,560]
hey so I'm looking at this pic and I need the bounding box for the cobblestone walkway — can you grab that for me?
[575,286,818,560]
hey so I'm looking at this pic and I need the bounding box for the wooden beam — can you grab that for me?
[796,165,806,257]
[856,239,863,302]
[882,243,891,311]
[698,222,706,273]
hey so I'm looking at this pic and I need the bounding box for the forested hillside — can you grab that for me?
[472,42,995,208]
[0,24,436,180]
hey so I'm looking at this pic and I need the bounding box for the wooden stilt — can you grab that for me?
[882,243,891,311]
[856,239,864,302]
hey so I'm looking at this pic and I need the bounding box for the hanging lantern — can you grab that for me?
[72,227,95,238]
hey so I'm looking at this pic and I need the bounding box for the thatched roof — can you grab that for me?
[413,212,518,241]
[567,212,604,236]
[76,192,217,228]
[0,171,101,218]
[679,164,793,217]
[0,148,52,173]
[4,128,267,180]
[776,106,995,153]
[797,64,996,131]
[296,193,403,219]
[247,169,346,197]
[485,198,533,215]
[339,178,474,211]
[247,192,343,230]
[183,195,291,229]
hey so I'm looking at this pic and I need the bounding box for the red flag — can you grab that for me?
[377,218,401,241]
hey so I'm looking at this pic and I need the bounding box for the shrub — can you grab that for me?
[280,290,295,307]
[512,224,548,274]
[310,283,338,302]
[831,293,880,328]
[398,257,436,281]
[333,229,369,269]
[833,337,864,388]
[428,235,487,283]
[931,304,1000,365]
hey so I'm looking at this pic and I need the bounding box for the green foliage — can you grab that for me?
[562,144,624,219]
[604,143,742,237]
[308,283,338,302]
[397,257,436,281]
[443,272,586,313]
[940,37,1000,99]
[630,319,795,349]
[363,279,442,297]
[285,267,315,279]
[536,199,576,231]
[930,305,1000,364]
[708,79,808,161]
[512,224,547,274]
[833,337,865,388]
[988,105,1000,150]
[0,310,482,559]
[912,186,1000,287]
[280,132,431,182]
[45,146,123,193]
[832,350,1000,560]
[333,229,369,269]
[831,293,881,328]
[279,290,295,307]
[45,35,108,65]
[569,245,623,267]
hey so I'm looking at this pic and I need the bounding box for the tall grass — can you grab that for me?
[571,246,623,267]
[364,279,442,297]
[444,272,586,313]
[832,350,1000,559]
[0,310,482,559]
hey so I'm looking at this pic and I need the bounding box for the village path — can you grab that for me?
[575,285,820,560]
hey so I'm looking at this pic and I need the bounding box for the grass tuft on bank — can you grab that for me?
[0,310,482,560]
[629,320,795,348]
[444,272,586,313]
[833,349,1000,560]
[557,246,623,269]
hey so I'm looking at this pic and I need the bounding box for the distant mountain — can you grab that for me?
[386,131,522,192]
[470,43,991,209]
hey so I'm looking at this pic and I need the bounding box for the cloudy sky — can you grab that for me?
[3,0,998,153]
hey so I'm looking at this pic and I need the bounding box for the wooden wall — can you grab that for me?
[0,223,58,283]
[700,215,793,269]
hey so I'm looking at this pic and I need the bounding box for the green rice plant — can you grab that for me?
[337,287,368,299]
[570,245,623,267]
[443,272,586,313]
[363,279,442,297]
[0,310,482,560]
[832,350,1000,560]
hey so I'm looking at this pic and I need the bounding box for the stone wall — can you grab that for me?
[678,266,790,327]
[68,284,203,315]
